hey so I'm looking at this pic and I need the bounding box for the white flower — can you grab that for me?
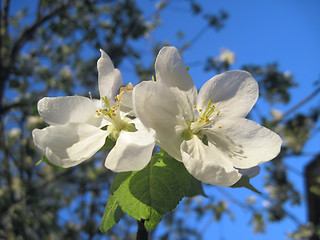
[8,128,21,139]
[32,50,155,171]
[133,46,282,187]
[270,108,283,121]
[216,48,235,65]
[26,116,43,130]
[262,200,271,208]
[59,65,73,80]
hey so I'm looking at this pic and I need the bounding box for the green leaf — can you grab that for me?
[110,152,190,230]
[144,209,163,231]
[185,175,207,198]
[231,176,261,194]
[36,155,66,170]
[100,194,124,232]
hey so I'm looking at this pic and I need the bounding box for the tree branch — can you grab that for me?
[278,86,320,122]
[10,2,76,66]
[137,219,148,240]
[0,101,33,116]
[2,0,10,30]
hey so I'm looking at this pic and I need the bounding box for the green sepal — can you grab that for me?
[110,152,191,231]
[36,155,66,170]
[231,176,261,194]
[103,136,116,149]
[181,128,193,141]
[100,194,124,232]
[201,134,208,146]
[185,175,207,198]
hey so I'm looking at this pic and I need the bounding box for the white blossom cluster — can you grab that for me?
[33,46,282,187]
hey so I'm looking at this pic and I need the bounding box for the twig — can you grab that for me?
[180,25,209,53]
[10,2,76,66]
[136,219,148,240]
[278,86,320,121]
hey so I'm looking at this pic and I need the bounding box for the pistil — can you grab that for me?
[181,99,221,141]
[97,96,134,136]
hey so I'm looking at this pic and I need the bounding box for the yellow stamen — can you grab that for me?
[126,82,134,90]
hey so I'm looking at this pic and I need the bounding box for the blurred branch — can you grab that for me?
[213,186,304,227]
[278,86,320,122]
[10,2,76,67]
[0,101,33,116]
[0,0,10,53]
[1,0,10,31]
[36,0,42,19]
[0,120,14,203]
[0,0,13,201]
[180,25,209,53]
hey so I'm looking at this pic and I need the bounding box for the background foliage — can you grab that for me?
[0,0,319,239]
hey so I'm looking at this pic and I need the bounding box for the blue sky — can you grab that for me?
[126,0,320,239]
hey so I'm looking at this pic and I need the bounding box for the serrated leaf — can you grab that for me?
[100,194,124,232]
[110,152,190,230]
[36,155,66,170]
[231,176,261,194]
[185,175,207,198]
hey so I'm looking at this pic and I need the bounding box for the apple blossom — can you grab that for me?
[133,46,282,187]
[214,48,235,65]
[32,50,155,172]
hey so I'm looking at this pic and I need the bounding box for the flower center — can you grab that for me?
[96,92,135,141]
[181,99,221,142]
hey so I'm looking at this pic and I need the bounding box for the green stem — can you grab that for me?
[136,219,148,240]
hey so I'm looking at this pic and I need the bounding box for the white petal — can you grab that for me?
[32,123,108,168]
[155,46,197,118]
[105,129,155,172]
[38,96,97,125]
[119,83,134,114]
[133,81,185,160]
[205,117,282,169]
[169,87,197,121]
[197,70,258,118]
[155,46,195,92]
[86,99,110,127]
[129,118,148,131]
[181,136,241,187]
[97,49,123,99]
[66,124,109,161]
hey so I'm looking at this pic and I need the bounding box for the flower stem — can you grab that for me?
[136,219,148,240]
